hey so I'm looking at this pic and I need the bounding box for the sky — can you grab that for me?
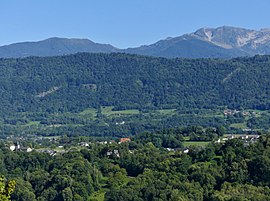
[1,0,270,48]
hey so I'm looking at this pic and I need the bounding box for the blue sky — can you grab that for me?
[1,0,270,48]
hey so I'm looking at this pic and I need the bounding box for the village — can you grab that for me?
[5,135,132,157]
[4,131,261,158]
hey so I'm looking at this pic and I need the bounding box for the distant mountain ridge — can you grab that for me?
[0,37,118,58]
[1,26,270,58]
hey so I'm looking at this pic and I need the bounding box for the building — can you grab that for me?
[119,138,131,144]
[9,142,32,152]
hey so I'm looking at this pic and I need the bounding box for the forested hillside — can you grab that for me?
[0,53,270,115]
[2,129,270,200]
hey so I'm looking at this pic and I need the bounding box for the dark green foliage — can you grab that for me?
[105,133,270,201]
[0,53,269,115]
[0,53,270,137]
[0,148,102,201]
[0,131,270,200]
[247,113,270,130]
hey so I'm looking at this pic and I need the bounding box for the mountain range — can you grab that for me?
[1,26,270,58]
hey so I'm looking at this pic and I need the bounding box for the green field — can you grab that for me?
[101,106,140,116]
[183,136,190,141]
[230,123,248,129]
[183,141,210,147]
[22,121,40,127]
[79,108,97,118]
[156,109,176,115]
[79,106,140,118]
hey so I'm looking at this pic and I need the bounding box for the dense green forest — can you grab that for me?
[0,53,270,114]
[1,128,270,201]
[0,53,270,137]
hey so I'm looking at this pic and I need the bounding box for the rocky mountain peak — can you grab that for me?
[191,26,270,50]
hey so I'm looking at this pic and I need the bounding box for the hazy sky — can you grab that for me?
[1,0,270,48]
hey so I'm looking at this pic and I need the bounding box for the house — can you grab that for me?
[9,145,16,151]
[215,139,221,143]
[78,142,90,147]
[42,150,57,156]
[166,148,175,152]
[107,150,120,158]
[227,135,235,139]
[99,141,108,145]
[116,121,125,125]
[9,142,32,152]
[223,109,241,116]
[21,147,33,152]
[242,128,252,132]
[183,148,189,154]
[119,138,131,144]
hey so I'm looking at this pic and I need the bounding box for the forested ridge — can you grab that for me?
[0,53,270,115]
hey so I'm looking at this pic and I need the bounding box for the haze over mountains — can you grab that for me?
[1,26,270,58]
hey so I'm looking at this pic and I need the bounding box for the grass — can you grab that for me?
[224,133,255,137]
[157,109,176,115]
[23,121,40,127]
[101,106,140,116]
[199,113,224,118]
[79,107,227,120]
[183,141,210,147]
[183,136,190,141]
[79,108,97,116]
[230,123,247,129]
[42,136,61,139]
[213,155,222,159]
[108,109,140,115]
[46,124,84,128]
[247,109,266,113]
[54,147,65,151]
[80,106,140,118]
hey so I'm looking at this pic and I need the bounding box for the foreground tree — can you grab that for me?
[0,176,16,201]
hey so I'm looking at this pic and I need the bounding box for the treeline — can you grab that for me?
[133,126,225,148]
[0,53,270,115]
[0,108,240,138]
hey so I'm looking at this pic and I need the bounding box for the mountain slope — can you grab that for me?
[0,37,118,58]
[0,53,270,115]
[0,26,270,58]
[126,26,270,58]
[124,34,248,58]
